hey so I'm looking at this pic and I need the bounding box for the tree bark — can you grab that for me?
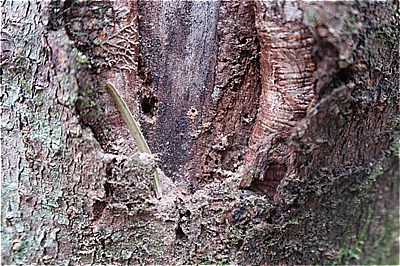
[1,0,399,265]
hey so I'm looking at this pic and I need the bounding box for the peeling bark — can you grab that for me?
[1,0,399,265]
[243,0,316,196]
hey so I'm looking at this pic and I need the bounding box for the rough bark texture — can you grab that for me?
[243,0,316,196]
[1,0,399,265]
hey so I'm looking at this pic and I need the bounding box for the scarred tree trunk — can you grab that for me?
[1,0,398,265]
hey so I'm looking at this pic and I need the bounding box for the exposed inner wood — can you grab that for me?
[137,1,220,185]
[2,0,398,264]
[188,1,261,187]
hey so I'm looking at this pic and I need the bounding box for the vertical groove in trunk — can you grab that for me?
[137,1,220,184]
[1,0,398,265]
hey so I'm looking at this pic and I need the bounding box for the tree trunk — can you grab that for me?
[1,0,398,265]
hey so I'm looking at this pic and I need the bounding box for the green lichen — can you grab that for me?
[333,205,372,265]
[364,218,400,265]
[74,47,91,66]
